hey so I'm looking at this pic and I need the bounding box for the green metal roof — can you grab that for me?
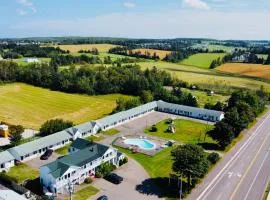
[43,139,110,179]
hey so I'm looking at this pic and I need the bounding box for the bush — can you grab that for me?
[0,172,19,184]
[95,172,102,178]
[119,157,128,166]
[84,177,93,184]
[207,152,220,164]
[151,125,158,132]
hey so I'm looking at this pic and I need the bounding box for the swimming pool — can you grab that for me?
[123,138,156,150]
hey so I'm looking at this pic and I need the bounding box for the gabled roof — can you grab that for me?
[8,130,72,158]
[43,139,110,179]
[0,151,15,164]
[95,101,158,127]
[73,121,97,133]
[70,138,94,150]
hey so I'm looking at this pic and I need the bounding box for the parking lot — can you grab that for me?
[91,158,163,200]
[26,152,60,169]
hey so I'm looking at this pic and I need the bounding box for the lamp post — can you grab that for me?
[67,180,74,200]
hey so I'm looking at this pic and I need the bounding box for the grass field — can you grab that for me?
[13,58,51,66]
[6,163,39,184]
[139,61,270,93]
[145,119,215,144]
[132,48,171,59]
[180,53,226,69]
[0,83,130,129]
[181,88,229,107]
[71,185,99,200]
[217,63,270,79]
[53,44,118,53]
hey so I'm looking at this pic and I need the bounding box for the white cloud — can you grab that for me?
[16,9,27,16]
[17,0,36,14]
[9,10,270,40]
[124,2,136,8]
[183,0,210,10]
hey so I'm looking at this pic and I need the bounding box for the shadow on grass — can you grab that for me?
[24,178,43,196]
[197,142,222,151]
[136,177,190,199]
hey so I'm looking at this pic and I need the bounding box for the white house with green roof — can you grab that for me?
[40,138,121,195]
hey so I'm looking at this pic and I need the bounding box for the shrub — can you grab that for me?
[207,152,220,164]
[151,125,158,132]
[0,172,19,184]
[119,157,128,166]
[95,172,102,178]
[84,177,93,184]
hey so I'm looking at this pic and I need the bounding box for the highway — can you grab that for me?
[188,111,270,200]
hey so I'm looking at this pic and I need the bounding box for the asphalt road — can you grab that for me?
[188,111,270,200]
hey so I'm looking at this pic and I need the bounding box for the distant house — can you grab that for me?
[24,58,39,63]
[40,138,123,195]
[0,124,9,138]
[232,53,250,63]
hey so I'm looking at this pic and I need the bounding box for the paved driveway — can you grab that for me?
[91,158,163,200]
[26,152,61,169]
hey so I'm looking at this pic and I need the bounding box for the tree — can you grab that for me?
[140,90,154,103]
[39,119,74,136]
[9,125,24,146]
[208,121,234,149]
[171,144,209,188]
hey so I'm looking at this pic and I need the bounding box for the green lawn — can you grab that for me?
[6,163,39,184]
[181,88,229,107]
[54,144,71,155]
[116,146,174,178]
[0,83,131,129]
[101,128,120,136]
[180,53,226,69]
[145,119,215,144]
[71,185,99,200]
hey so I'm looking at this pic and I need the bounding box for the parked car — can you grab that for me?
[40,149,53,160]
[97,195,108,200]
[104,173,123,184]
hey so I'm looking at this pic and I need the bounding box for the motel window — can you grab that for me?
[68,174,70,178]
[65,175,67,179]
[1,164,4,168]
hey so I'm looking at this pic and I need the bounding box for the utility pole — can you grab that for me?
[67,180,74,200]
[179,175,183,200]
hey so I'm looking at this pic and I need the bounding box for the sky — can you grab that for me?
[0,0,270,40]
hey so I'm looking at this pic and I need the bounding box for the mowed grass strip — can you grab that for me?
[6,163,39,184]
[53,44,118,53]
[180,53,226,69]
[132,48,172,59]
[217,63,270,79]
[145,119,215,144]
[0,83,130,129]
[70,185,99,200]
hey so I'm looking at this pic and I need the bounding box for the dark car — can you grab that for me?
[40,149,53,160]
[97,195,108,200]
[104,173,123,184]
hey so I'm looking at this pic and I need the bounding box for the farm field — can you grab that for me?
[0,83,130,129]
[139,61,270,92]
[132,48,171,59]
[51,44,118,53]
[180,53,226,69]
[217,63,270,79]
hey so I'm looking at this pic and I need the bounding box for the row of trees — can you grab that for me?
[78,48,99,55]
[208,89,267,149]
[1,45,68,59]
[50,54,102,66]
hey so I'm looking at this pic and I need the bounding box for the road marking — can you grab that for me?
[243,149,270,200]
[196,113,270,200]
[229,128,270,200]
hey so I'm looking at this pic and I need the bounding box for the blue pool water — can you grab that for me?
[124,138,156,150]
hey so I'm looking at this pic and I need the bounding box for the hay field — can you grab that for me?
[53,44,117,53]
[139,61,270,92]
[217,63,270,79]
[132,48,171,59]
[0,83,130,129]
[180,53,226,69]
